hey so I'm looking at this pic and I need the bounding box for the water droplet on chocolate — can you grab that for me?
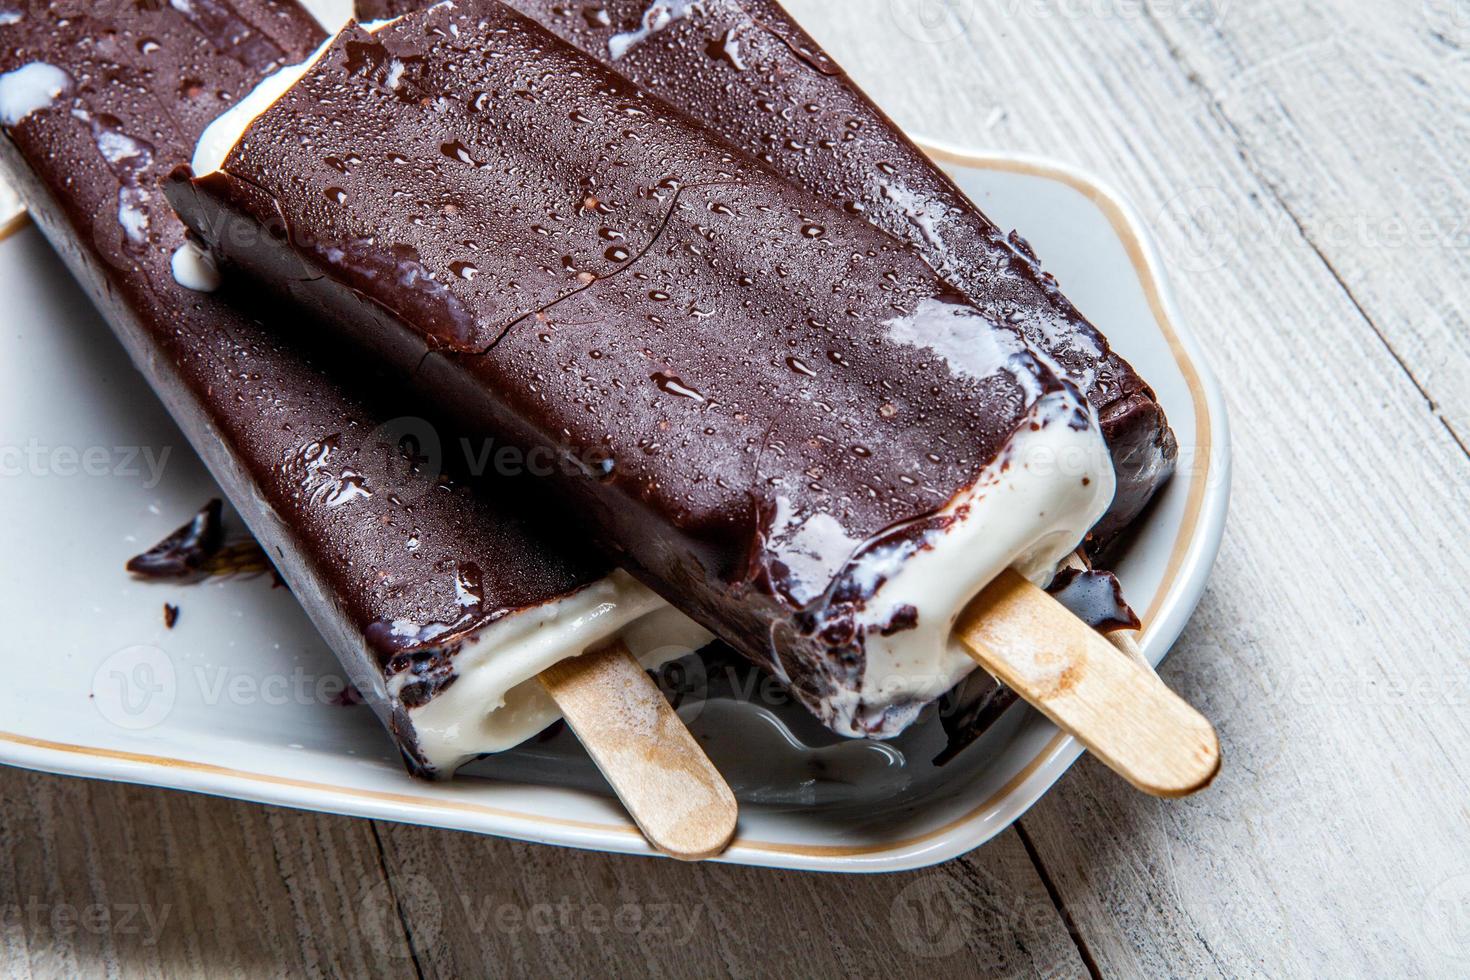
[786,356,816,377]
[652,372,704,401]
[450,261,478,280]
[325,187,348,205]
[441,141,477,166]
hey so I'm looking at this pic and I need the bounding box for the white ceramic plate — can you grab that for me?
[0,145,1229,872]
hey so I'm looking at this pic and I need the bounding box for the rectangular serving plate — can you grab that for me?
[0,144,1229,872]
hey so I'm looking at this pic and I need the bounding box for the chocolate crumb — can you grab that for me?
[163,603,180,629]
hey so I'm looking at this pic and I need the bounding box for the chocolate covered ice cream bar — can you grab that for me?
[0,0,710,778]
[169,1,1117,737]
[357,0,1177,549]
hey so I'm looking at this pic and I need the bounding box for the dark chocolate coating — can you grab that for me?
[0,1,610,775]
[360,0,1176,550]
[169,1,1088,735]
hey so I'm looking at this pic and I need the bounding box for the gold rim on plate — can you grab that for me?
[0,147,1214,863]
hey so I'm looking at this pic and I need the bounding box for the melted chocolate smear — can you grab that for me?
[366,562,501,704]
[126,499,225,578]
[1047,567,1141,634]
[935,676,1017,766]
[300,235,478,352]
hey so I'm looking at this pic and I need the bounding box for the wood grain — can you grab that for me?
[369,814,1091,978]
[539,643,738,861]
[0,765,1090,977]
[958,569,1219,797]
[0,766,417,977]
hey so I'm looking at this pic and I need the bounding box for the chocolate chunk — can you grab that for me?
[126,499,225,579]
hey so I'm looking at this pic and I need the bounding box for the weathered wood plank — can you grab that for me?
[1140,0,1470,449]
[0,766,417,977]
[0,764,1087,978]
[372,821,1090,978]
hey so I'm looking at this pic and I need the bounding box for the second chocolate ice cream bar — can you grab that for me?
[359,0,1178,549]
[0,0,709,777]
[169,1,1117,737]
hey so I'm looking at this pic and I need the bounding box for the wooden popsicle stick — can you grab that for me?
[1105,626,1150,669]
[956,568,1220,797]
[539,641,738,860]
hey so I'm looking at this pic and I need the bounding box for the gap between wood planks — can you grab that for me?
[368,822,429,979]
[1015,822,1104,980]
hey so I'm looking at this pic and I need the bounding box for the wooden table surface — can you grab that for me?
[5,0,1468,975]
